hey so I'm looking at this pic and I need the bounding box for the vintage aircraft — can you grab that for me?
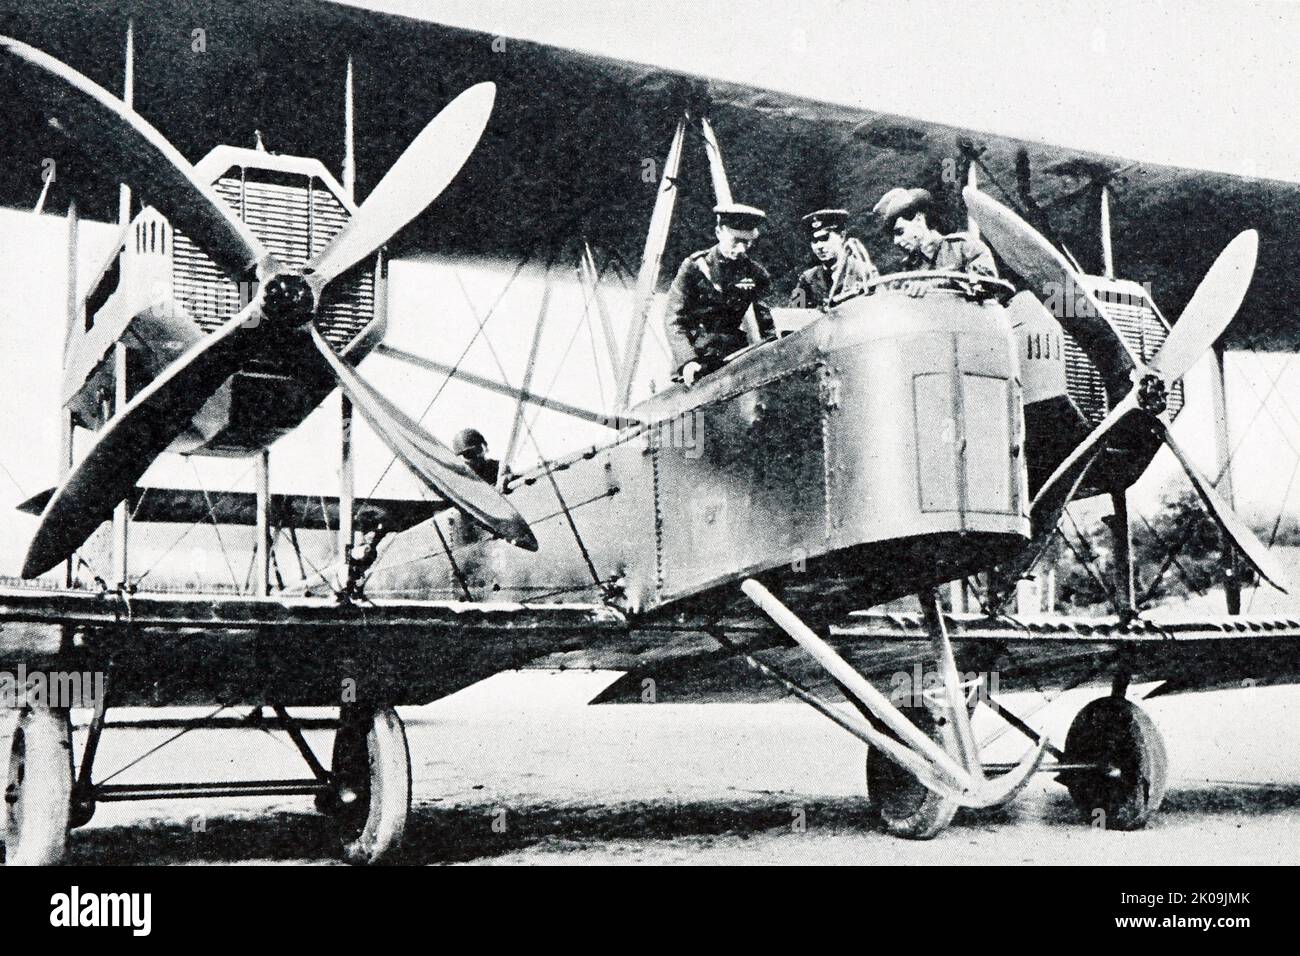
[1,14,1298,866]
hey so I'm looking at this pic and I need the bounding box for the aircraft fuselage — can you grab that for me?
[428,284,1031,620]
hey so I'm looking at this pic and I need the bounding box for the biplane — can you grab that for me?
[1,12,1299,866]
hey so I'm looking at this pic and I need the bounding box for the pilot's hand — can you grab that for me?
[682,361,703,386]
[905,280,927,298]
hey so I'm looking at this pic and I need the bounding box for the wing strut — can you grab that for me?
[616,117,686,409]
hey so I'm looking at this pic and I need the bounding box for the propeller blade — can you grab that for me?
[22,300,268,578]
[963,187,1138,396]
[1158,422,1291,593]
[307,327,537,551]
[0,35,274,279]
[1148,230,1259,383]
[1030,392,1141,521]
[306,83,496,290]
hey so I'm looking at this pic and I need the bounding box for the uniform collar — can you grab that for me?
[917,229,944,264]
[709,245,750,270]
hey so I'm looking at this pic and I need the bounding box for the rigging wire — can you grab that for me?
[189,459,241,591]
[364,252,534,499]
[1060,510,1120,615]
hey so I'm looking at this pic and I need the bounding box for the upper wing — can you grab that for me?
[2,13,1296,353]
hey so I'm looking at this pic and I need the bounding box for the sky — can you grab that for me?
[0,0,1298,582]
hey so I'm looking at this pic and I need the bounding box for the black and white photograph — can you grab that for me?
[0,0,1294,894]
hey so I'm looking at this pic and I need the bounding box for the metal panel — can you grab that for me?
[913,372,959,512]
[961,373,1013,513]
[655,367,827,602]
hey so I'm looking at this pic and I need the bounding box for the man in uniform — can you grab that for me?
[789,208,879,309]
[664,203,777,386]
[872,187,998,282]
[452,427,500,484]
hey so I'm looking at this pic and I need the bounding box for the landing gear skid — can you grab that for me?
[865,705,959,839]
[0,699,412,866]
[736,578,1175,838]
[738,580,1048,840]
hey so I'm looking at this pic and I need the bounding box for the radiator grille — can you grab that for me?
[1063,279,1184,424]
[171,168,375,352]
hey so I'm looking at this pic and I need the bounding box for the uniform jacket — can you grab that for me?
[664,246,775,374]
[789,246,880,308]
[906,231,999,277]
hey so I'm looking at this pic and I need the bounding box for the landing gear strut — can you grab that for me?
[1,699,412,865]
[737,580,1047,840]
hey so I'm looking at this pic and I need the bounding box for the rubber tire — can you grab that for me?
[3,706,74,865]
[865,707,960,840]
[1061,696,1168,831]
[329,705,411,865]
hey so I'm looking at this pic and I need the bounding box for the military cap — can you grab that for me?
[713,203,767,231]
[872,188,932,227]
[802,208,849,238]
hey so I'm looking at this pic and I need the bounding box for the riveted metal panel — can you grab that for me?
[654,367,827,603]
[961,373,1014,513]
[914,372,959,512]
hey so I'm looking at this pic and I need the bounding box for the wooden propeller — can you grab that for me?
[3,36,528,577]
[966,187,1286,593]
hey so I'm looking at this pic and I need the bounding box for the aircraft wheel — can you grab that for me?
[327,704,411,865]
[3,705,74,865]
[865,707,960,839]
[1061,696,1168,830]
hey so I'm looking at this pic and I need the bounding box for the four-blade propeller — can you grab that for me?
[965,188,1288,593]
[1,35,533,579]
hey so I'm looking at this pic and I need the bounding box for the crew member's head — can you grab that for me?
[452,427,489,466]
[801,209,849,264]
[713,203,766,261]
[872,188,933,255]
[353,506,389,546]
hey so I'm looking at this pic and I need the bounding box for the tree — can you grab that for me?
[1044,488,1257,613]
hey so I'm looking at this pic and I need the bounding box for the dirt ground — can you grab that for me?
[6,673,1300,865]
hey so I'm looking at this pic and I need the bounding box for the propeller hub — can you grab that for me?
[261,274,316,328]
[1136,372,1168,415]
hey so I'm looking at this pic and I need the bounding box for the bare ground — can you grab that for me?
[6,674,1299,865]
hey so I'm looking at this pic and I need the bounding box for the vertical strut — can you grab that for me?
[112,343,129,588]
[1108,489,1137,622]
[1210,344,1241,614]
[338,396,355,569]
[919,589,984,780]
[254,448,271,597]
[617,117,686,408]
[63,200,79,588]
